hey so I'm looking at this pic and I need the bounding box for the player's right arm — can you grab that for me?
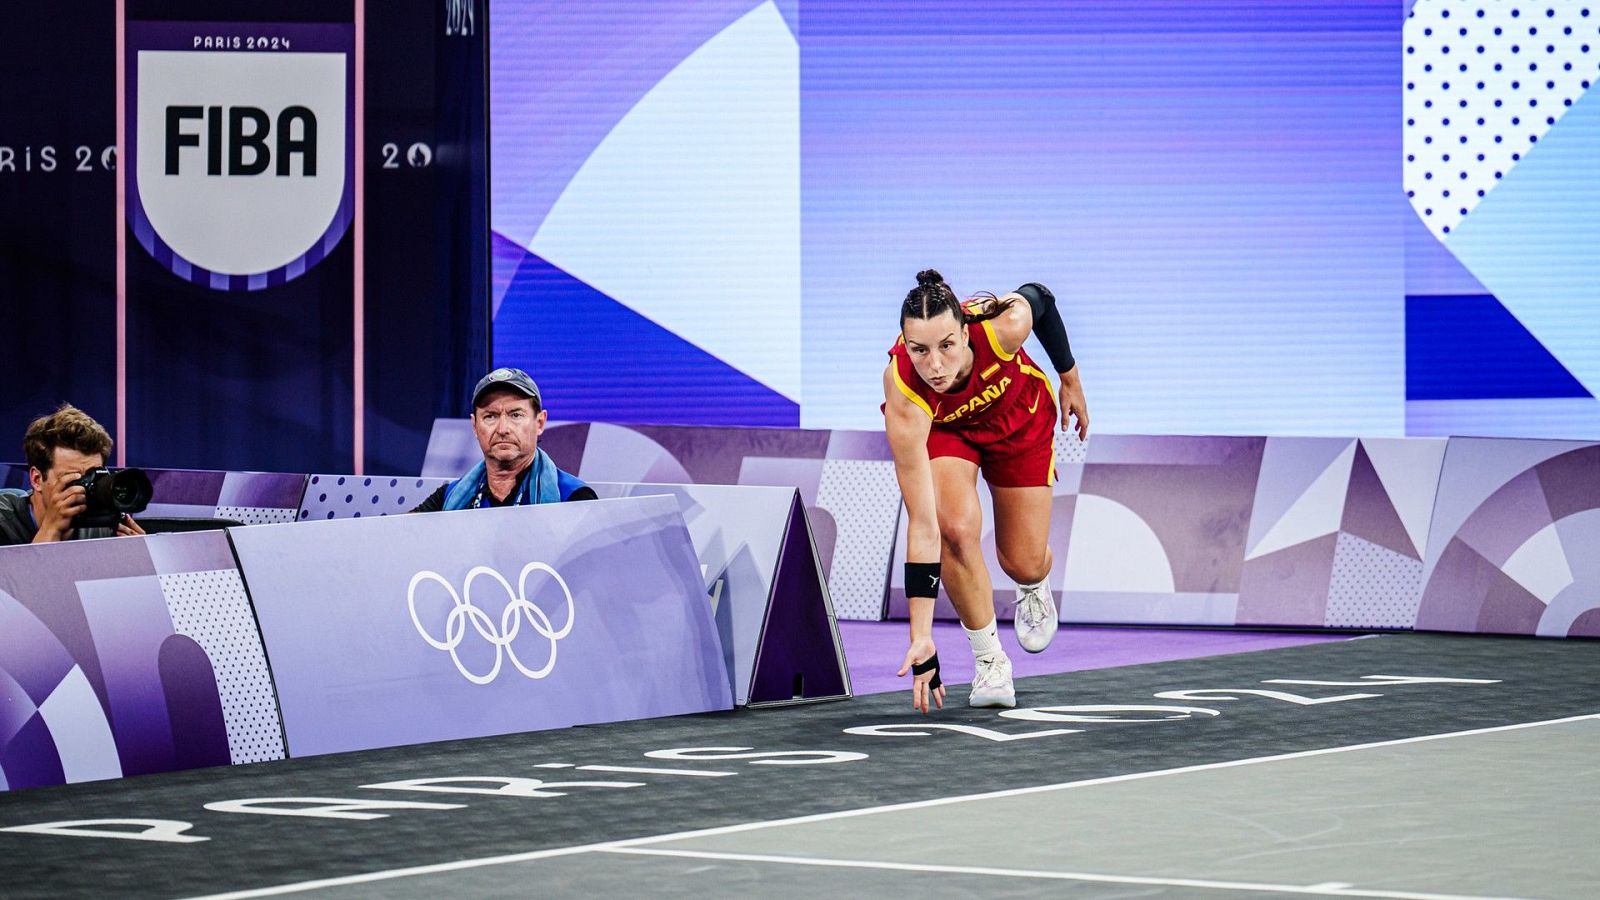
[884,363,938,562]
[883,363,945,713]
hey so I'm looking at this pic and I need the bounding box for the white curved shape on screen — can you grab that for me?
[1063,494,1175,594]
[530,1,801,403]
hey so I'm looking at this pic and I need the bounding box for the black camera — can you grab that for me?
[71,467,153,529]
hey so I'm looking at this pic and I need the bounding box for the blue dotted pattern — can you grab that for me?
[295,474,450,521]
[1405,2,1599,238]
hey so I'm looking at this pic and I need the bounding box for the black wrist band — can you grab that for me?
[912,651,943,690]
[905,561,941,599]
[1017,282,1076,375]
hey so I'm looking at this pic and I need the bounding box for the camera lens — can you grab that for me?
[71,467,152,528]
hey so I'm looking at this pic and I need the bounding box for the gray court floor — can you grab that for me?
[233,716,1600,900]
[4,634,1596,899]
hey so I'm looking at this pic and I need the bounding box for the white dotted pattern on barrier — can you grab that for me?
[216,505,299,525]
[160,570,285,764]
[297,475,449,521]
[1324,532,1426,629]
[817,459,901,620]
[1055,431,1089,467]
[1404,1,1600,238]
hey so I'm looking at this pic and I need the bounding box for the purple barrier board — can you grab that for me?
[140,468,308,525]
[887,434,1454,632]
[592,484,850,706]
[0,532,284,791]
[1237,437,1447,629]
[1417,437,1600,637]
[424,420,902,620]
[230,495,732,757]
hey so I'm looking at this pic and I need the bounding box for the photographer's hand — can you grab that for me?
[32,484,86,543]
[115,514,145,537]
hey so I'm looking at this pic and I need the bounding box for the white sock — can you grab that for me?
[1017,576,1050,594]
[963,618,1004,662]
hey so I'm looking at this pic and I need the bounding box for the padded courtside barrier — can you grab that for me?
[140,468,307,525]
[591,483,851,706]
[1,466,307,523]
[229,495,732,757]
[424,421,903,621]
[1416,437,1600,637]
[0,532,284,791]
[1236,437,1448,629]
[888,434,1458,632]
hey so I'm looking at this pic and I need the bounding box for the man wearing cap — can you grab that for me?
[410,368,595,513]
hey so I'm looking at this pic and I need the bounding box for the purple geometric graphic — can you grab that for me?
[1418,440,1600,636]
[493,249,799,426]
[1236,533,1341,628]
[1342,442,1418,559]
[142,468,307,525]
[0,532,278,791]
[1239,437,1445,629]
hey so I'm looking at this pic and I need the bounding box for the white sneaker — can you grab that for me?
[968,654,1016,708]
[1013,581,1059,653]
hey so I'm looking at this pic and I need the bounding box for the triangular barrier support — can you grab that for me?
[748,493,852,706]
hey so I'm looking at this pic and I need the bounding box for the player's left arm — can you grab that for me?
[992,283,1088,440]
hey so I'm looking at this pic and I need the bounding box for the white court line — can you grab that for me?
[604,846,1525,900]
[186,713,1600,899]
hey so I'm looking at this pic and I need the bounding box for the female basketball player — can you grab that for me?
[885,270,1087,712]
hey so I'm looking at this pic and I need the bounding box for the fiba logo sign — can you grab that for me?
[129,26,352,289]
[164,106,319,177]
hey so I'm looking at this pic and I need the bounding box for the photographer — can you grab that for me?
[0,404,145,545]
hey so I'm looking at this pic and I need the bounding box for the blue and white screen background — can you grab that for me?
[490,0,1600,439]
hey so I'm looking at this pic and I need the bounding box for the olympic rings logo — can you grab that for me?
[406,562,575,685]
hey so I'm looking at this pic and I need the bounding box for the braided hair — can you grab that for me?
[899,269,1014,329]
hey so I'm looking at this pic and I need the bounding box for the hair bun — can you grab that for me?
[915,269,944,286]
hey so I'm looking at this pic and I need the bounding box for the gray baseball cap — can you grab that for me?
[471,367,541,409]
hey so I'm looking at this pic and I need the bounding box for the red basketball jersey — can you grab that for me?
[887,316,1055,442]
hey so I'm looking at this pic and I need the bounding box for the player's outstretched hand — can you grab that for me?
[896,636,945,714]
[1058,366,1089,440]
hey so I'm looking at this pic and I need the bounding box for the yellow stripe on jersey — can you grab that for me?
[980,362,1000,380]
[1021,361,1058,485]
[1019,362,1055,407]
[979,319,1016,362]
[891,363,935,419]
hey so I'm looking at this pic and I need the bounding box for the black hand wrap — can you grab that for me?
[905,561,941,599]
[1016,282,1076,375]
[912,651,942,690]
